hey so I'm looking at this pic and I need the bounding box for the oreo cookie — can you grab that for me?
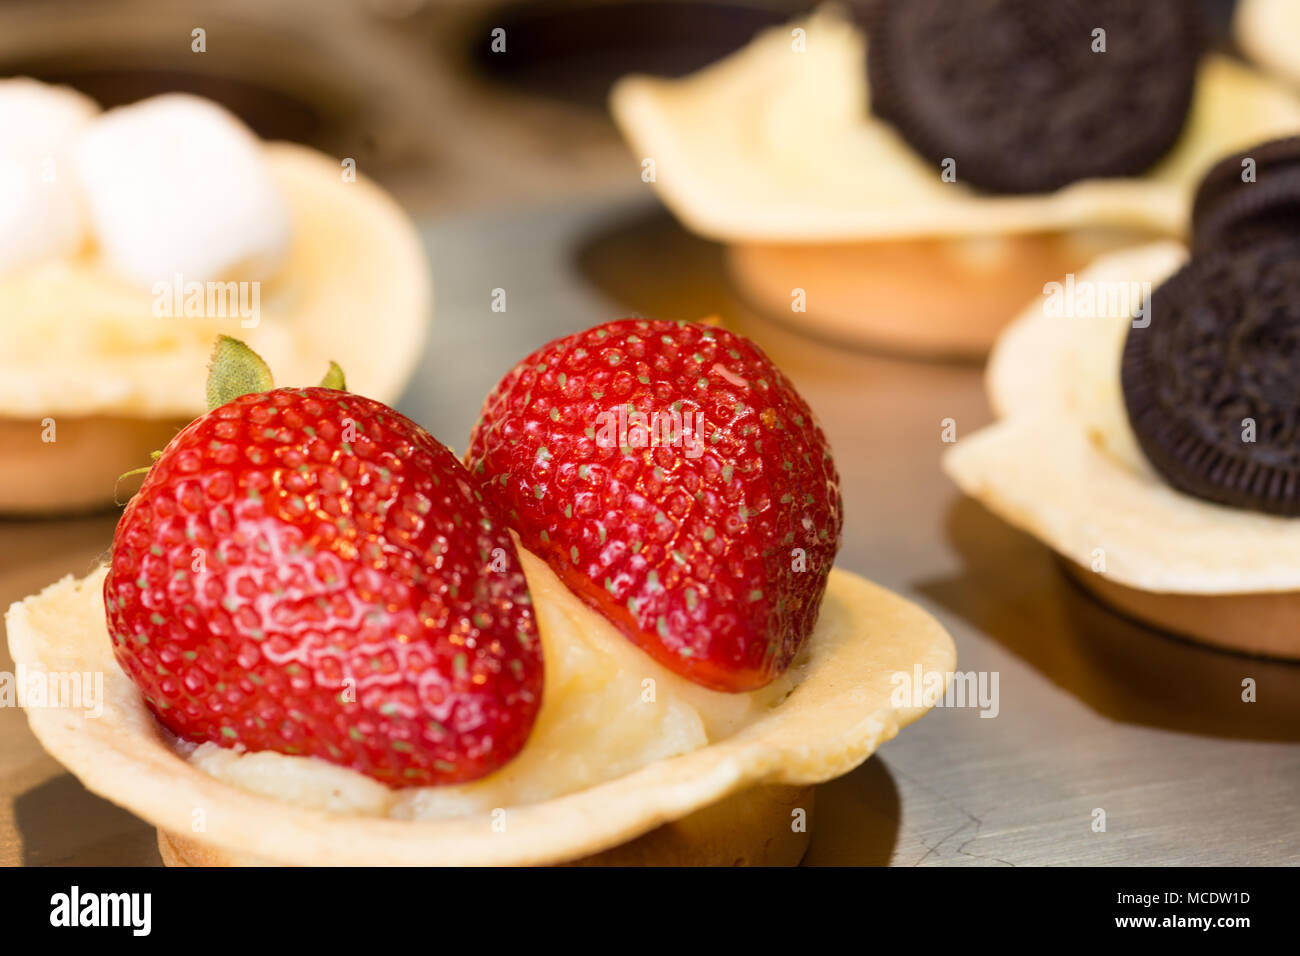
[866,0,1202,195]
[1121,236,1300,516]
[1190,136,1300,256]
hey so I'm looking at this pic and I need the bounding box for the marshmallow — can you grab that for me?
[0,78,100,274]
[75,94,292,286]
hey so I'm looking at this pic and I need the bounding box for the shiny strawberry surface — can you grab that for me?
[467,319,842,692]
[105,387,542,787]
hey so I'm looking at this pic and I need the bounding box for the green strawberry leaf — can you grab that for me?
[206,335,274,410]
[320,360,347,391]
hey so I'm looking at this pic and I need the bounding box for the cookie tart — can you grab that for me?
[0,80,430,514]
[610,2,1300,357]
[8,325,954,866]
[945,138,1300,658]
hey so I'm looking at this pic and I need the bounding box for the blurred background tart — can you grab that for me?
[611,4,1300,358]
[0,82,431,514]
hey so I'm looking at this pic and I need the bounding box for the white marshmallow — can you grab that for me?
[75,94,291,286]
[0,78,100,274]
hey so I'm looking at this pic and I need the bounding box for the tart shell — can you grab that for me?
[0,414,189,515]
[157,784,816,867]
[725,231,1143,358]
[1062,563,1300,660]
[7,564,955,866]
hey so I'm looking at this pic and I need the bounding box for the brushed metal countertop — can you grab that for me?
[3,196,1298,866]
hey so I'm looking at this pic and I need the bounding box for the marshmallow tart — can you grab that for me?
[0,82,430,514]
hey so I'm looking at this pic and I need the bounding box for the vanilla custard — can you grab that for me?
[185,546,800,818]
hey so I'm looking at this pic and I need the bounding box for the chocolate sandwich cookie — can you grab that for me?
[866,0,1202,194]
[1190,136,1300,256]
[1121,235,1300,517]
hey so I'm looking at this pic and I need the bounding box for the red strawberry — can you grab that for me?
[104,338,542,788]
[466,318,842,692]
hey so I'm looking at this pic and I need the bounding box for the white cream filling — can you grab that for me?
[188,547,802,819]
[74,94,292,286]
[2,83,291,290]
[1058,307,1150,476]
[0,78,99,274]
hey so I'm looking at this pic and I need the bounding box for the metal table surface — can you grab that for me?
[3,196,1298,866]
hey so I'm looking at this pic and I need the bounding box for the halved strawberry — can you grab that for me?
[104,338,542,787]
[466,319,842,692]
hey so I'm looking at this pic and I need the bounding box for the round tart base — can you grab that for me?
[1064,563,1300,661]
[0,414,188,514]
[157,784,814,867]
[7,563,954,867]
[726,231,1145,358]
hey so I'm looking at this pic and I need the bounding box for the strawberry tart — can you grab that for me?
[9,323,955,865]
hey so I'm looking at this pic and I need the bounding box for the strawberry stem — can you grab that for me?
[114,452,163,505]
[114,340,349,506]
